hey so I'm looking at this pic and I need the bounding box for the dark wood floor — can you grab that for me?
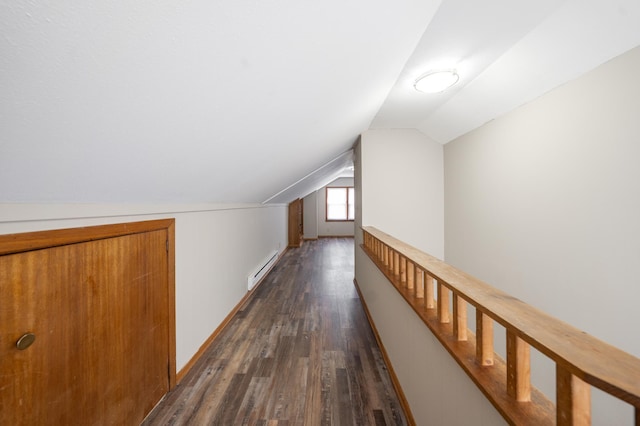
[142,238,407,426]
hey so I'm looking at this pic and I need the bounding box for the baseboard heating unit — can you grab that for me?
[247,250,280,291]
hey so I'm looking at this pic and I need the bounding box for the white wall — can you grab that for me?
[359,128,443,256]
[317,177,355,237]
[0,203,288,372]
[355,129,489,425]
[356,254,506,426]
[444,45,640,424]
[302,192,318,239]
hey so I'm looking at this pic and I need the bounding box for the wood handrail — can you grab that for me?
[361,226,640,425]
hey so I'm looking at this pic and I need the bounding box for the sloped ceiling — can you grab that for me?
[0,0,440,204]
[264,150,353,205]
[2,0,640,204]
[372,0,640,143]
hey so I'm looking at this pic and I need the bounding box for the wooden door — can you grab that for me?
[288,198,303,248]
[0,220,175,425]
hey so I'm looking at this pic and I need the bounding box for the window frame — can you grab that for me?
[325,186,355,222]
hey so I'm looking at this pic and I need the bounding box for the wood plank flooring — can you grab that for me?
[142,238,407,426]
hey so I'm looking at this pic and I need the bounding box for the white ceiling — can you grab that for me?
[1,0,640,204]
[373,0,640,144]
[264,150,354,204]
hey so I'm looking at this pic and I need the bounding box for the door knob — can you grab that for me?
[16,333,36,350]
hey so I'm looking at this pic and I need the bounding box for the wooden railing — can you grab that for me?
[361,226,640,425]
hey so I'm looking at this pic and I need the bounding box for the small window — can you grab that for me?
[326,187,355,221]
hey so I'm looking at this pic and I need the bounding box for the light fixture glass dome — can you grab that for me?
[414,70,459,93]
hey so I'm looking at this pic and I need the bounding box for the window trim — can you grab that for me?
[325,186,354,222]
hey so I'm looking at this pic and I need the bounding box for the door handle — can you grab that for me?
[16,333,36,350]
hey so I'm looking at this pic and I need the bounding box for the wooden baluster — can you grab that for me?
[414,266,423,298]
[383,245,389,267]
[476,311,494,366]
[437,282,450,323]
[507,331,531,401]
[393,251,400,278]
[636,407,639,426]
[400,256,407,284]
[453,293,467,341]
[407,261,415,292]
[425,274,435,309]
[386,247,391,268]
[391,250,396,275]
[557,365,591,426]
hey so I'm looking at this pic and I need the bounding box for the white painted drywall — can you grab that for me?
[356,129,486,425]
[302,192,318,239]
[354,258,506,426]
[359,128,444,257]
[317,177,355,237]
[0,203,287,372]
[444,45,640,424]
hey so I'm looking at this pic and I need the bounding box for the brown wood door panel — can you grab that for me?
[0,228,170,425]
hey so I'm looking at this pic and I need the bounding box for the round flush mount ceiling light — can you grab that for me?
[414,70,459,93]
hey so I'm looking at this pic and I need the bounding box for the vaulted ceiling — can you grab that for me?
[2,0,640,204]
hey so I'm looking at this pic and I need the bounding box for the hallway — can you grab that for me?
[142,238,407,425]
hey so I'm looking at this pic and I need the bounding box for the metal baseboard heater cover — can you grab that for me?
[247,250,279,291]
